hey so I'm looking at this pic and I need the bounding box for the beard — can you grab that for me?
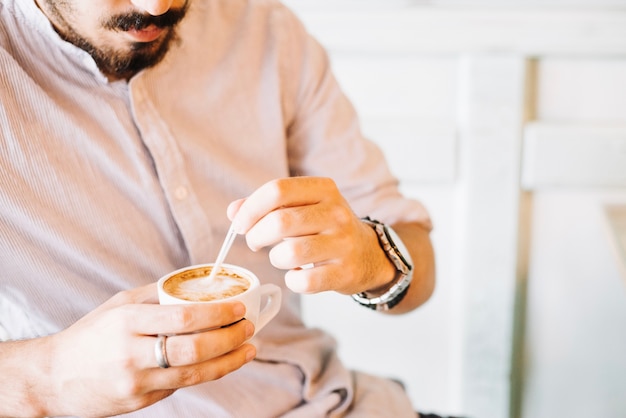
[64,27,177,80]
[47,4,189,79]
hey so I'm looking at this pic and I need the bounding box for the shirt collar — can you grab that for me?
[14,0,113,83]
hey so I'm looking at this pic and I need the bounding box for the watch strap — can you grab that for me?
[352,217,413,311]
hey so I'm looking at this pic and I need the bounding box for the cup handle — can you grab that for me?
[256,284,282,333]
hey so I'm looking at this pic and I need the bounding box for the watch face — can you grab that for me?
[354,218,414,311]
[383,226,413,272]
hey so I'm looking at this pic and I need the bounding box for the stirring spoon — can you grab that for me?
[205,223,238,282]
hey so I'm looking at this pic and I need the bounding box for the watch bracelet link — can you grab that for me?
[351,217,414,311]
[352,275,411,311]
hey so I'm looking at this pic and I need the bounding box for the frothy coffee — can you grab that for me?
[163,266,250,302]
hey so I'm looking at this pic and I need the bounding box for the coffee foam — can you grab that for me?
[163,267,250,302]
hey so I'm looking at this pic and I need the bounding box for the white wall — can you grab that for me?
[284,1,626,417]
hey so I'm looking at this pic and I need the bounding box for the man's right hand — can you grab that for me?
[0,283,256,417]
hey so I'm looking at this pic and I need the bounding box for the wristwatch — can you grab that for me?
[351,217,414,311]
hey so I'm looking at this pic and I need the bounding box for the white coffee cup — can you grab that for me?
[158,263,281,335]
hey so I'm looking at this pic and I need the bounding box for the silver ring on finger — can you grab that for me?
[154,335,170,368]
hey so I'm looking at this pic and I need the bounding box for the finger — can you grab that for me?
[160,319,255,367]
[284,263,357,295]
[226,198,246,221]
[233,177,334,233]
[129,283,160,304]
[123,302,247,336]
[268,235,334,270]
[244,194,357,252]
[96,284,159,313]
[283,265,329,294]
[144,343,256,391]
[245,205,326,251]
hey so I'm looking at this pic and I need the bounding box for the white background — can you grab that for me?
[283,1,626,417]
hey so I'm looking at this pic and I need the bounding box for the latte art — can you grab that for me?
[163,267,250,302]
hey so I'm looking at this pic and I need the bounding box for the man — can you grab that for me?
[0,0,437,416]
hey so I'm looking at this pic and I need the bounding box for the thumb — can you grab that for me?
[227,198,246,223]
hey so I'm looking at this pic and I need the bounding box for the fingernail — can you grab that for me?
[245,346,256,362]
[231,220,244,235]
[233,303,246,317]
[245,321,255,338]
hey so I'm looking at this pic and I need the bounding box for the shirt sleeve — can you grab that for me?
[276,4,432,230]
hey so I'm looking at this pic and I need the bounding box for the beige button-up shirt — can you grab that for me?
[0,0,431,416]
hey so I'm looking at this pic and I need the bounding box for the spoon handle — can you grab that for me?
[207,224,237,281]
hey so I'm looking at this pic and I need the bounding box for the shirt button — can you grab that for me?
[174,186,188,200]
